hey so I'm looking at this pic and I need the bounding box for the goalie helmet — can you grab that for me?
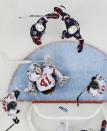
[33,63,42,75]
[35,23,44,32]
[68,25,77,34]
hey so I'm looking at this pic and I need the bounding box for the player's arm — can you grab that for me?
[13,90,20,100]
[91,74,98,81]
[2,97,8,111]
[45,13,59,19]
[54,67,63,79]
[51,66,69,86]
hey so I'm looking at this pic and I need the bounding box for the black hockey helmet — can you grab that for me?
[7,101,17,111]
[89,80,99,90]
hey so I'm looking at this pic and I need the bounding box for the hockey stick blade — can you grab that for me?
[5,123,15,131]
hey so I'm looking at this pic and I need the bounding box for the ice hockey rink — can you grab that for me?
[0,0,107,131]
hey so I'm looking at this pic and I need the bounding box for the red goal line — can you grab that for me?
[32,100,107,104]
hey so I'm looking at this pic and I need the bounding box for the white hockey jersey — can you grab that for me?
[2,92,16,111]
[90,75,106,96]
[27,66,63,92]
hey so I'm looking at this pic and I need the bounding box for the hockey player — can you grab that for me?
[100,120,107,131]
[24,55,69,95]
[54,6,84,53]
[2,90,20,124]
[87,75,106,97]
[30,12,59,45]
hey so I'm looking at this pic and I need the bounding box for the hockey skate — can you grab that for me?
[61,30,66,39]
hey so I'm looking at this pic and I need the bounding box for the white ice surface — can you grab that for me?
[0,0,107,131]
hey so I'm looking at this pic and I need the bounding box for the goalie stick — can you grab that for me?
[5,123,15,131]
[0,53,43,64]
[77,87,87,107]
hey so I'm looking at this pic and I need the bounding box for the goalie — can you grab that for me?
[30,12,59,45]
[24,55,69,95]
[87,75,106,97]
[53,5,84,53]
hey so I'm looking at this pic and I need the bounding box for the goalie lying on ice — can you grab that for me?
[24,55,69,95]
[87,75,106,97]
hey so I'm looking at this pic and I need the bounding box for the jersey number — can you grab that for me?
[40,76,52,87]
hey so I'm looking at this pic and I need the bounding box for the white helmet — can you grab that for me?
[35,23,44,32]
[33,63,42,75]
[68,25,77,34]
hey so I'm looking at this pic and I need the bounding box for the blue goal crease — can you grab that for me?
[9,41,107,101]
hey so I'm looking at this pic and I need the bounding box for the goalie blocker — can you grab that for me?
[24,55,69,95]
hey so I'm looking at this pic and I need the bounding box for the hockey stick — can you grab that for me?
[18,15,43,19]
[5,123,15,131]
[0,52,43,64]
[77,74,99,107]
[19,13,60,19]
[77,87,87,107]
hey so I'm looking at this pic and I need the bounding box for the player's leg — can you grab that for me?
[74,30,84,53]
[24,81,39,96]
[61,30,72,39]
[8,109,20,124]
[30,25,43,45]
